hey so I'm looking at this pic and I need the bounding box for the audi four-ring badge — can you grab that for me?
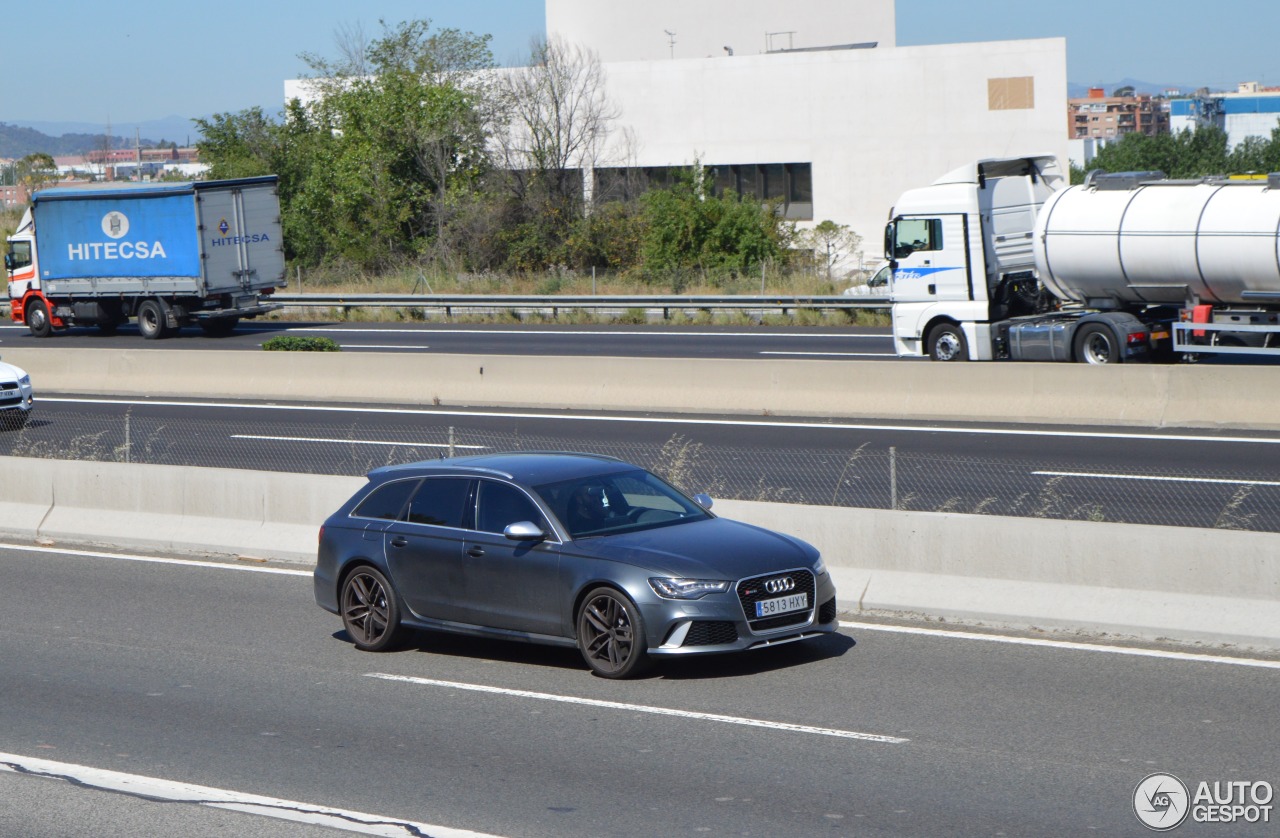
[314,452,838,678]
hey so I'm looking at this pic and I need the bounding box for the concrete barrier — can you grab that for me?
[3,455,1277,650]
[5,346,1280,430]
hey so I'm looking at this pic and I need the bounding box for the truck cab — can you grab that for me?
[886,156,1065,360]
[4,209,46,331]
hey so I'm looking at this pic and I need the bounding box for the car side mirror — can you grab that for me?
[504,521,547,542]
[693,493,714,510]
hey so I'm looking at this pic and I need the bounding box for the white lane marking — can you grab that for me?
[760,351,895,357]
[39,397,1280,446]
[1033,470,1280,488]
[231,434,487,451]
[0,543,311,577]
[335,344,432,351]
[840,621,1280,670]
[0,752,502,838]
[365,674,908,744]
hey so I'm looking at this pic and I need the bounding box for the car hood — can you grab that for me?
[0,360,27,380]
[568,517,817,579]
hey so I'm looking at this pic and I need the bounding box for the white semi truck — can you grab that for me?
[886,155,1280,362]
[5,176,285,339]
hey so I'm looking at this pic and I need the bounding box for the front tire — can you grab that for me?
[927,322,968,361]
[26,299,53,338]
[1074,323,1122,364]
[577,587,650,679]
[340,566,406,652]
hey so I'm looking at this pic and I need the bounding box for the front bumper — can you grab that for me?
[640,569,838,657]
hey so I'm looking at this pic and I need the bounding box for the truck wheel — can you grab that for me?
[927,323,968,361]
[26,299,53,338]
[1074,323,1122,364]
[136,300,168,340]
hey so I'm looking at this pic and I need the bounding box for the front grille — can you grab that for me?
[737,569,816,633]
[0,381,16,390]
[818,597,838,624]
[0,397,20,408]
[683,621,739,647]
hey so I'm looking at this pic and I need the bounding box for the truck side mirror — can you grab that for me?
[3,253,11,271]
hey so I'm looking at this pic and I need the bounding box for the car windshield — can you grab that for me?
[533,468,711,540]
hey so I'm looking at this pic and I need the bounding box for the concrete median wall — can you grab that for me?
[3,456,1276,650]
[4,346,1280,430]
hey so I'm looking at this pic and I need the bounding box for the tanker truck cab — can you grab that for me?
[887,155,1068,360]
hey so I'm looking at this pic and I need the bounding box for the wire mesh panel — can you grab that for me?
[3,407,1278,533]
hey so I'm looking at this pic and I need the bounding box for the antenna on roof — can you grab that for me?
[664,30,676,60]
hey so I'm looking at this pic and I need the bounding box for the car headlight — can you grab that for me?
[648,577,732,600]
[18,375,30,387]
[813,556,827,576]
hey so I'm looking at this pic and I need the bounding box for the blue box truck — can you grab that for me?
[4,176,286,338]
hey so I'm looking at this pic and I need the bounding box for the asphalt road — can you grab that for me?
[0,320,901,360]
[2,544,1276,837]
[10,395,1280,531]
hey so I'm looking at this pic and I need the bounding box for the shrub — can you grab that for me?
[262,336,341,352]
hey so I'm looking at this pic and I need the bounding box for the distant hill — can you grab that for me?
[1067,78,1208,98]
[1,115,204,159]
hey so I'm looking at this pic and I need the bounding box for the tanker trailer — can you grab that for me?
[886,156,1280,362]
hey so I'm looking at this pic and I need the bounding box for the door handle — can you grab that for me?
[390,536,408,548]
[467,546,485,558]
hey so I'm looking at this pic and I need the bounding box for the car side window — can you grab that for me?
[352,478,419,521]
[476,480,546,535]
[405,477,472,528]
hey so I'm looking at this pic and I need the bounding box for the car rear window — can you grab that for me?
[405,477,472,528]
[352,478,419,521]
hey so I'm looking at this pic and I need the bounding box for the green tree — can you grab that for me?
[294,20,495,269]
[16,153,56,192]
[799,220,863,280]
[194,107,282,179]
[196,20,496,270]
[638,166,792,282]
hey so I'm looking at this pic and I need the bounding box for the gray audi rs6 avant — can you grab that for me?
[314,452,838,678]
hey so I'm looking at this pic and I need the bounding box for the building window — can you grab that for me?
[709,162,814,220]
[989,76,1035,110]
[593,162,814,221]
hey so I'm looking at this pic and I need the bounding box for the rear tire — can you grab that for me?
[340,566,407,652]
[927,322,968,361]
[26,299,53,338]
[1074,323,1122,364]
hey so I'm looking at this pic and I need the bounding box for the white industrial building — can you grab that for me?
[287,0,1068,269]
[1170,82,1280,150]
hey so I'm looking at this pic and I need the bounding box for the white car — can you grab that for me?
[0,357,34,429]
[843,264,891,296]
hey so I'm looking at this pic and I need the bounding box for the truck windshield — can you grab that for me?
[893,218,943,257]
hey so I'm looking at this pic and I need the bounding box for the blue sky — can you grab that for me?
[2,0,1276,133]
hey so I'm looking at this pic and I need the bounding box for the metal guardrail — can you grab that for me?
[270,293,890,316]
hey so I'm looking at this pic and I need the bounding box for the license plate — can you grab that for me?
[755,592,808,617]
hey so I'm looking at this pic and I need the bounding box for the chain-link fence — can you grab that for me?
[3,406,1278,533]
